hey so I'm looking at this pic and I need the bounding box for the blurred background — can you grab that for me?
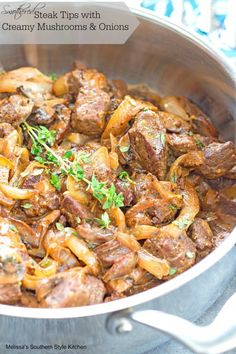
[127,0,236,65]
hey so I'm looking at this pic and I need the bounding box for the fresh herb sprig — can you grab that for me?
[22,123,124,210]
[94,212,111,229]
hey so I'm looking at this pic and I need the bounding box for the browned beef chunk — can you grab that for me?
[95,239,130,268]
[0,95,33,126]
[71,88,110,136]
[76,223,115,245]
[128,84,160,106]
[208,213,236,247]
[103,252,137,282]
[157,111,191,133]
[177,97,218,138]
[207,177,236,191]
[36,269,106,307]
[20,173,60,218]
[225,165,236,179]
[28,104,71,142]
[110,79,128,100]
[129,110,168,180]
[189,218,214,258]
[125,197,177,227]
[217,194,236,217]
[61,195,92,227]
[0,283,21,304]
[104,292,126,302]
[168,133,197,154]
[133,173,157,201]
[28,104,55,125]
[144,231,196,275]
[49,104,71,142]
[115,179,134,206]
[67,68,110,97]
[198,142,236,178]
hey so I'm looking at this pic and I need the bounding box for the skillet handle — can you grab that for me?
[130,292,236,354]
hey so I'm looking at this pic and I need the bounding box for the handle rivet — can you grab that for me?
[116,319,133,334]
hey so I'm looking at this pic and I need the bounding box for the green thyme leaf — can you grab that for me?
[119,145,130,153]
[55,222,64,231]
[118,171,133,184]
[169,267,177,276]
[77,152,92,164]
[38,126,56,146]
[31,143,42,156]
[169,204,178,211]
[187,131,194,136]
[170,172,177,183]
[173,217,192,230]
[45,151,60,165]
[34,156,47,164]
[157,132,166,145]
[48,73,58,81]
[9,225,18,232]
[63,150,73,160]
[94,212,111,229]
[90,175,107,202]
[50,173,61,191]
[195,139,205,149]
[22,203,32,209]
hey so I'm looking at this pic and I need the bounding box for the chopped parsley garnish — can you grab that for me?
[173,217,192,230]
[22,203,32,209]
[94,212,111,229]
[119,145,130,153]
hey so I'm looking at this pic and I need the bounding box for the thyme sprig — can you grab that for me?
[22,123,124,210]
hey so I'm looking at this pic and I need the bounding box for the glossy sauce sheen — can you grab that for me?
[0,64,235,308]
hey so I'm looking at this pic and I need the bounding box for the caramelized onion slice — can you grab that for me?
[65,235,101,276]
[137,249,170,279]
[168,151,204,182]
[109,208,126,231]
[0,183,38,199]
[160,181,200,237]
[0,155,14,169]
[160,96,189,120]
[0,67,52,94]
[116,231,141,251]
[102,95,157,139]
[131,225,158,240]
